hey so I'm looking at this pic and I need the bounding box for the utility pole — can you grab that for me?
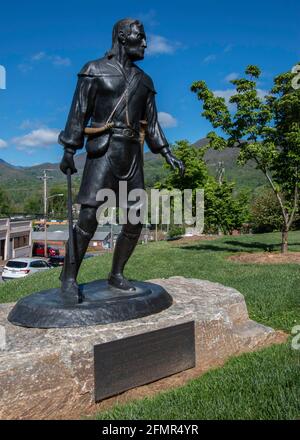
[155,205,158,242]
[110,207,115,251]
[216,161,225,236]
[37,169,54,257]
[216,161,225,185]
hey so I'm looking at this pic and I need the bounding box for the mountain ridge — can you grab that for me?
[0,138,265,198]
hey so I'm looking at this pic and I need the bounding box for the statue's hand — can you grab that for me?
[60,151,77,175]
[164,152,185,178]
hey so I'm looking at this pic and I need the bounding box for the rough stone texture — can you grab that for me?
[0,277,287,420]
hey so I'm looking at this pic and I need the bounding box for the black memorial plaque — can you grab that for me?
[94,321,195,402]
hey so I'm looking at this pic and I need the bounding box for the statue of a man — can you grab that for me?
[59,18,184,302]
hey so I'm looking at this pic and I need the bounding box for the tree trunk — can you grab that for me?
[281,227,288,253]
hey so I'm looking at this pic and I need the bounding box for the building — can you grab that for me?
[32,224,111,255]
[0,218,32,261]
[31,223,153,255]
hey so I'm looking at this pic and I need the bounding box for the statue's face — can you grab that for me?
[123,23,147,61]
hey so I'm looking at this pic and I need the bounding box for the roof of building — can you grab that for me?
[32,230,110,242]
[46,223,122,233]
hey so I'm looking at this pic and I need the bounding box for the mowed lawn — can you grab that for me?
[1,231,300,419]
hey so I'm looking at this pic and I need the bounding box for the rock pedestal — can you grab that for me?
[0,277,286,420]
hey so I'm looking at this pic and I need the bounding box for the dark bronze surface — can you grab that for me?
[94,321,195,401]
[7,280,172,328]
[58,18,184,302]
[10,19,183,328]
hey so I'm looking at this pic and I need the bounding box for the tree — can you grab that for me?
[154,140,208,230]
[191,64,300,252]
[0,186,11,216]
[24,194,43,215]
[48,184,68,218]
[204,178,249,234]
[155,140,248,233]
[157,139,209,191]
[250,187,283,233]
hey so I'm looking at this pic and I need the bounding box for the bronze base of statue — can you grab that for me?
[7,280,173,328]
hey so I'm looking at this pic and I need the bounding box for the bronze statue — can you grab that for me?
[58,18,185,303]
[8,18,179,327]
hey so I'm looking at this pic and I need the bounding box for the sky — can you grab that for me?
[0,0,299,166]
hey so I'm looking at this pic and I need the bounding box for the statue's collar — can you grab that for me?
[106,58,140,84]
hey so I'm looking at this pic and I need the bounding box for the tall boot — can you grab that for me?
[108,223,142,291]
[60,224,93,303]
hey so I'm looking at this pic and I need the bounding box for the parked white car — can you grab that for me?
[2,258,52,281]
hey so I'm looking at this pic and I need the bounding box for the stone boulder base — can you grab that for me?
[0,277,286,420]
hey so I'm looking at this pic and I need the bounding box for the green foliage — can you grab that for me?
[0,186,11,215]
[168,225,185,239]
[250,188,283,233]
[95,343,300,420]
[191,63,300,250]
[157,140,208,191]
[156,140,248,233]
[2,231,300,329]
[3,232,297,420]
[48,184,68,218]
[24,194,43,215]
[0,147,265,215]
[204,178,249,234]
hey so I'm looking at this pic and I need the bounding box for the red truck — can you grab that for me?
[32,242,59,257]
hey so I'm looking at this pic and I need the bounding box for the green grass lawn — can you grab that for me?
[95,343,300,420]
[1,231,300,419]
[2,231,300,331]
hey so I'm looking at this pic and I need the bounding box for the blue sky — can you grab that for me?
[0,0,299,166]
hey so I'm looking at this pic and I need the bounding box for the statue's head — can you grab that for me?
[107,18,147,61]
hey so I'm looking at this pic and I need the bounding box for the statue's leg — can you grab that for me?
[60,204,98,303]
[108,221,143,291]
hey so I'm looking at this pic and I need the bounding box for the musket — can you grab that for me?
[139,120,148,166]
[67,168,75,265]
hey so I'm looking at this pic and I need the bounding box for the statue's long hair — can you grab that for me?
[106,18,142,59]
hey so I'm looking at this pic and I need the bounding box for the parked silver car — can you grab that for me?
[2,258,52,281]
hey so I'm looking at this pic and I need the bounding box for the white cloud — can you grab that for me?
[16,147,35,155]
[147,35,181,56]
[51,56,71,66]
[12,128,59,150]
[158,112,178,128]
[0,139,8,149]
[203,54,216,64]
[18,63,33,73]
[224,44,233,53]
[0,65,6,90]
[257,88,269,100]
[224,72,239,82]
[213,89,236,105]
[213,88,269,107]
[31,51,46,61]
[19,119,46,130]
[19,52,71,73]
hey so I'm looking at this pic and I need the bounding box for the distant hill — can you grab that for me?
[193,139,265,190]
[0,138,266,209]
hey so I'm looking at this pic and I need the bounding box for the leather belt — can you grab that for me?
[89,122,140,140]
[111,126,140,140]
